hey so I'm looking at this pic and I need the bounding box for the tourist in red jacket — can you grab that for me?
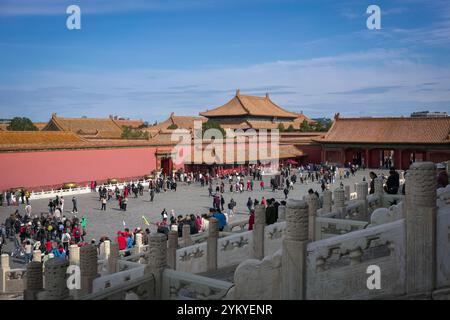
[72,225,81,244]
[248,209,255,231]
[116,231,127,250]
[45,240,53,254]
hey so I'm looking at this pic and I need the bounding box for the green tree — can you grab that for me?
[167,124,179,130]
[121,125,149,139]
[314,121,324,132]
[299,120,311,132]
[286,124,295,132]
[7,117,38,131]
[277,123,285,132]
[201,120,226,138]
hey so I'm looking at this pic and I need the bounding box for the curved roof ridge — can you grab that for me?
[265,96,298,117]
[235,94,251,115]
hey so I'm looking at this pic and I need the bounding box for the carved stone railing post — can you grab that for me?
[253,205,266,259]
[306,194,319,242]
[281,199,309,300]
[79,245,99,296]
[69,244,80,265]
[99,240,110,260]
[33,250,42,263]
[356,181,368,201]
[24,261,43,300]
[372,176,385,212]
[374,177,384,195]
[405,162,437,295]
[182,224,192,247]
[322,190,332,214]
[147,233,167,299]
[109,243,119,274]
[356,181,369,218]
[42,258,70,300]
[332,188,345,216]
[277,205,286,222]
[1,254,10,294]
[207,218,219,272]
[167,231,178,270]
[344,185,350,201]
[134,233,143,254]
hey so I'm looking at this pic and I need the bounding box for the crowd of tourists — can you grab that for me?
[0,207,91,263]
[2,161,447,266]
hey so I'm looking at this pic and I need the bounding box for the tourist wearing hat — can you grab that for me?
[437,163,449,189]
[384,167,400,194]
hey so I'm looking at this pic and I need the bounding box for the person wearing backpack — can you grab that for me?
[72,225,81,244]
[57,223,64,239]
[228,198,236,217]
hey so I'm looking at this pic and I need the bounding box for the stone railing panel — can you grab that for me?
[217,231,253,269]
[264,222,286,257]
[92,265,145,293]
[437,186,450,289]
[4,268,26,294]
[306,219,405,299]
[162,269,232,300]
[83,273,155,300]
[437,184,450,208]
[315,217,368,240]
[176,243,207,274]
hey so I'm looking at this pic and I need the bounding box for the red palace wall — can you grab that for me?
[0,147,157,191]
[324,149,342,164]
[428,151,450,164]
[298,145,322,164]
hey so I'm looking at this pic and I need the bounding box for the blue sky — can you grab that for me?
[0,0,449,122]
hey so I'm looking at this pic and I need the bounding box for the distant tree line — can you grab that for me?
[121,125,150,139]
[277,119,332,132]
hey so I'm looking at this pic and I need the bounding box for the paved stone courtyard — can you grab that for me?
[0,169,391,244]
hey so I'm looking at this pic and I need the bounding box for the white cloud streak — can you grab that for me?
[1,49,449,121]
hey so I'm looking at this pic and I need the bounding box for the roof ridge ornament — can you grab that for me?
[236,88,240,96]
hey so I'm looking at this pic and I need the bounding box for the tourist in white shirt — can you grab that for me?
[61,230,71,252]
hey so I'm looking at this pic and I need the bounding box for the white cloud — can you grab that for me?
[1,49,449,121]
